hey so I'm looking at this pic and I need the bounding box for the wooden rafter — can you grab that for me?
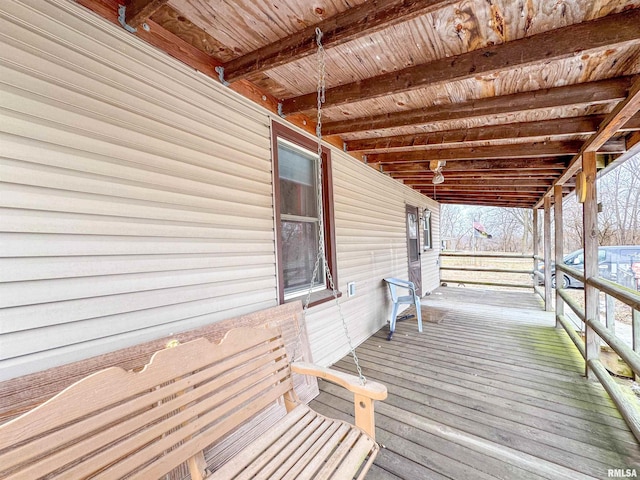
[404,178,552,188]
[324,77,635,136]
[407,187,549,194]
[368,141,583,163]
[391,170,565,177]
[282,10,640,114]
[394,176,559,183]
[432,192,541,199]
[430,192,540,199]
[379,157,570,172]
[346,113,640,152]
[428,194,545,201]
[539,76,640,206]
[124,0,168,29]
[433,199,537,208]
[222,0,458,82]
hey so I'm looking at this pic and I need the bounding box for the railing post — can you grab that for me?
[554,185,564,327]
[582,151,600,380]
[634,308,639,382]
[605,294,615,335]
[543,196,552,312]
[532,208,538,291]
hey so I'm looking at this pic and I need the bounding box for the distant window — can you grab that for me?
[272,123,337,305]
[423,209,432,250]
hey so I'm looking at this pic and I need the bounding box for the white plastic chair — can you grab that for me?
[383,277,423,340]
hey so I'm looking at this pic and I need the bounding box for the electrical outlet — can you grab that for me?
[347,282,356,297]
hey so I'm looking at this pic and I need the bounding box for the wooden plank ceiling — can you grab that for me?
[80,0,640,208]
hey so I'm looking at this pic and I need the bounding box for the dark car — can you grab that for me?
[539,245,640,289]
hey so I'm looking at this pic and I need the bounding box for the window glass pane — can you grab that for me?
[409,239,419,262]
[281,220,324,292]
[423,210,432,250]
[408,213,417,239]
[407,212,419,261]
[278,140,317,217]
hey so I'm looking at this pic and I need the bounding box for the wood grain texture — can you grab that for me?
[547,77,640,203]
[0,302,317,422]
[367,141,584,163]
[582,151,601,379]
[311,286,640,478]
[346,113,640,152]
[281,10,640,114]
[380,157,569,172]
[222,0,460,82]
[322,76,636,136]
[125,0,168,28]
[0,325,380,479]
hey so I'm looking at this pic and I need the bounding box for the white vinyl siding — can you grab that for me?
[304,149,440,367]
[0,0,440,380]
[0,0,276,380]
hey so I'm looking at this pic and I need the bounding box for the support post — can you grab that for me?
[554,185,564,327]
[605,294,615,335]
[532,208,539,291]
[582,151,600,379]
[633,308,639,382]
[543,196,552,311]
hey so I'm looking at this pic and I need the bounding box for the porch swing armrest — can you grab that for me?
[292,362,387,439]
[291,362,387,400]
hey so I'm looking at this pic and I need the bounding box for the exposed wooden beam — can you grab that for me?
[378,157,569,172]
[369,141,583,163]
[415,190,548,196]
[282,10,640,114]
[542,75,640,205]
[597,138,627,154]
[586,78,640,153]
[391,170,564,177]
[432,193,538,200]
[427,195,538,206]
[427,196,539,204]
[222,0,458,82]
[404,178,551,188]
[324,77,635,136]
[75,0,358,155]
[627,131,640,151]
[422,186,547,194]
[430,194,541,202]
[436,200,537,208]
[430,195,539,202]
[346,113,640,152]
[125,0,168,29]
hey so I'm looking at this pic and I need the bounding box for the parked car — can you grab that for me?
[539,245,640,289]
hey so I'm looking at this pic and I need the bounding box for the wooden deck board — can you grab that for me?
[311,287,640,480]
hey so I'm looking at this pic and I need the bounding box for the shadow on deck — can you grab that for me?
[310,287,640,480]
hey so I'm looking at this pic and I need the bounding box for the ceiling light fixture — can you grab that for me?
[429,160,446,184]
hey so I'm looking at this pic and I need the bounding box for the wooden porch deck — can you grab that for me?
[310,287,640,480]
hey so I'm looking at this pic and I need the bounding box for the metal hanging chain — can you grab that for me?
[299,27,366,385]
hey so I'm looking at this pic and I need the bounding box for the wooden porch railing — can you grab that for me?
[554,262,640,441]
[440,251,640,442]
[439,252,535,290]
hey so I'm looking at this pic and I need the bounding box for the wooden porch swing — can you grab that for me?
[0,326,387,480]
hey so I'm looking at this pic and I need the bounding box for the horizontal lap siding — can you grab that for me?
[0,0,276,380]
[0,0,440,378]
[306,150,440,367]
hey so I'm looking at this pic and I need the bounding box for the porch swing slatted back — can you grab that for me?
[0,328,293,480]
